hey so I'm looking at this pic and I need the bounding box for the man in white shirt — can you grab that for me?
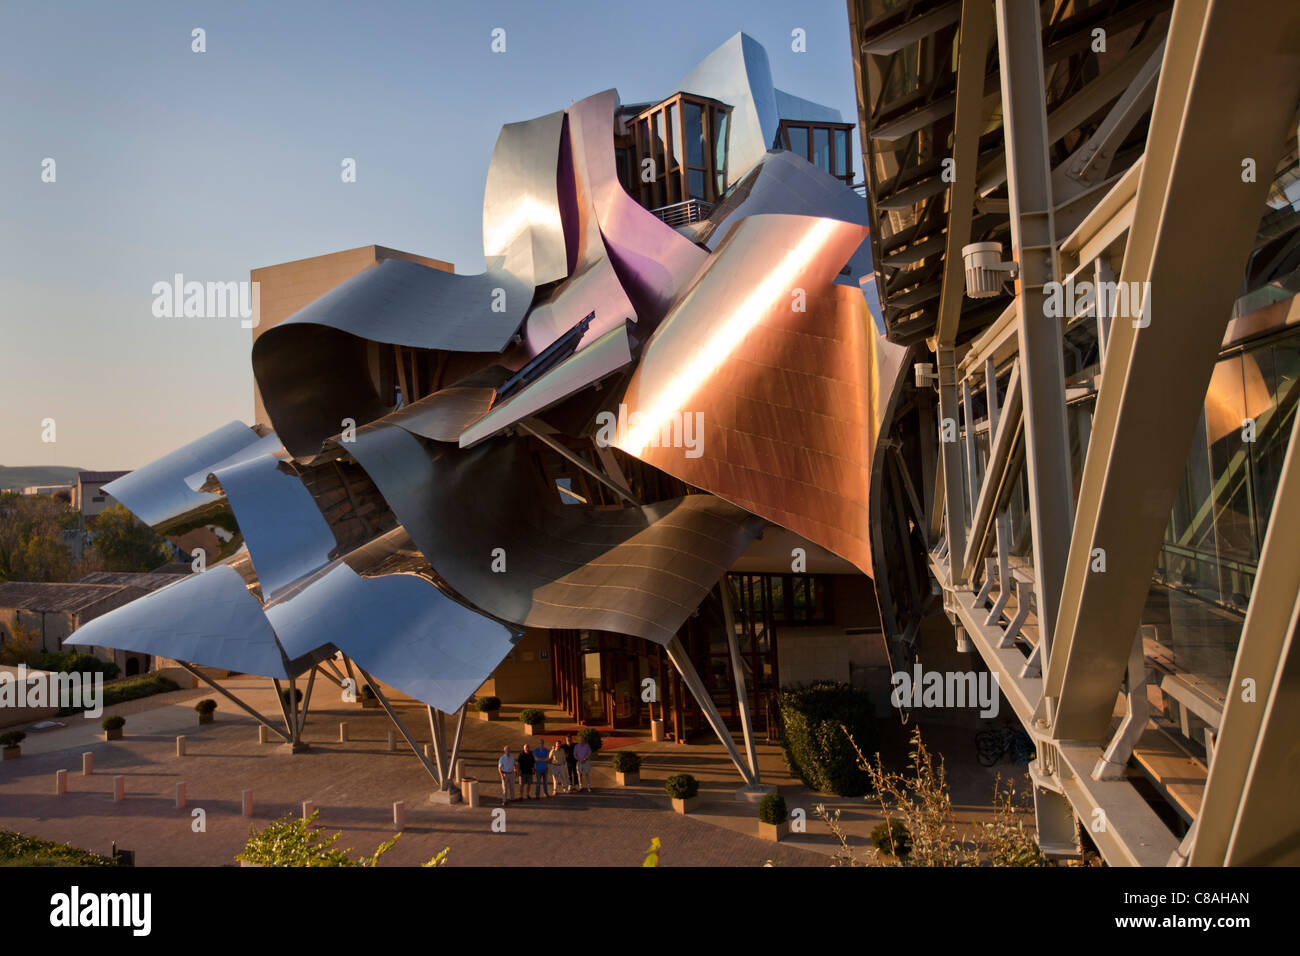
[498,746,517,805]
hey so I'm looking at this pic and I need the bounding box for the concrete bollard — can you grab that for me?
[112,775,125,802]
[387,730,395,752]
[82,752,93,776]
[462,777,480,808]
[242,789,253,817]
[454,758,463,784]
[258,725,269,744]
[302,800,314,820]
[175,782,186,809]
[393,800,405,830]
[55,769,68,795]
[176,735,187,757]
[423,743,431,761]
[339,722,348,743]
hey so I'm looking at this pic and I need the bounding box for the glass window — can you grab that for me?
[834,129,849,179]
[684,102,705,167]
[788,126,808,160]
[688,168,706,200]
[667,103,680,170]
[813,127,830,171]
[714,110,729,192]
[654,111,667,171]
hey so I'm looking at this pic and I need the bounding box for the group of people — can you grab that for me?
[496,736,593,805]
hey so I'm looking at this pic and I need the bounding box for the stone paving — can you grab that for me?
[0,676,1031,867]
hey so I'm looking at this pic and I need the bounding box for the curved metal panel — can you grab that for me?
[676,32,781,188]
[370,365,509,444]
[266,562,518,714]
[185,431,285,492]
[102,421,261,528]
[615,213,906,575]
[459,323,633,447]
[208,454,337,601]
[65,565,289,678]
[483,110,569,285]
[343,427,764,643]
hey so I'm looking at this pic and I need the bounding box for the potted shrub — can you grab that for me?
[576,727,602,753]
[519,708,545,735]
[102,715,125,741]
[475,696,501,721]
[280,687,304,709]
[757,793,789,842]
[664,773,699,814]
[359,685,380,709]
[870,819,912,859]
[611,751,641,786]
[195,699,218,725]
[1,731,25,760]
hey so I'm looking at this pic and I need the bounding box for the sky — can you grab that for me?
[0,0,861,470]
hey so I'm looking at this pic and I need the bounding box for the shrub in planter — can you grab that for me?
[777,681,878,797]
[664,773,698,800]
[871,819,912,858]
[576,727,603,753]
[195,699,217,724]
[280,687,304,707]
[1,731,25,759]
[611,751,641,785]
[758,793,787,825]
[518,708,545,725]
[475,696,501,720]
[101,715,125,740]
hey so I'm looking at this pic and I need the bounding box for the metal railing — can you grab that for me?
[650,198,713,227]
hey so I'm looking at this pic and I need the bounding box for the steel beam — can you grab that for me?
[664,635,755,786]
[358,668,442,785]
[961,361,1021,581]
[174,661,290,743]
[720,582,760,783]
[1047,0,1300,740]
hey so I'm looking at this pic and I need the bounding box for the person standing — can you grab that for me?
[573,736,593,792]
[517,742,535,799]
[532,739,550,798]
[498,746,516,805]
[548,739,569,794]
[561,735,577,793]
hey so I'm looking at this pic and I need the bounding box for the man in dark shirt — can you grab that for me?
[561,736,576,794]
[517,745,535,799]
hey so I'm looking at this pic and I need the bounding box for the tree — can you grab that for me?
[90,504,168,572]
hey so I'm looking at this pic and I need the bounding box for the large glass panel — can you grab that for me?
[834,129,849,179]
[688,168,706,200]
[684,102,704,167]
[813,127,831,171]
[667,103,680,170]
[788,125,808,161]
[714,110,729,192]
[1251,331,1300,533]
[654,111,666,173]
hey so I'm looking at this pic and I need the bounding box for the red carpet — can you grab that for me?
[530,729,640,751]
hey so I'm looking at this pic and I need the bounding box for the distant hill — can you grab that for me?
[0,466,87,491]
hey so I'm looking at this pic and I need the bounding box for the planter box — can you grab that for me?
[104,728,123,741]
[758,820,789,843]
[523,722,544,735]
[198,713,214,725]
[2,746,20,760]
[477,710,500,721]
[615,770,639,786]
[671,796,697,815]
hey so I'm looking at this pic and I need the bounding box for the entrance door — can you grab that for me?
[609,653,641,728]
[581,651,604,724]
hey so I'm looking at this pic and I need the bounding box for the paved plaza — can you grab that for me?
[0,677,1028,867]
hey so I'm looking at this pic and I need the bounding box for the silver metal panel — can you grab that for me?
[482,109,569,286]
[185,431,285,492]
[676,32,781,188]
[370,366,509,445]
[459,323,633,448]
[102,420,261,528]
[209,454,336,601]
[266,563,518,715]
[65,565,288,678]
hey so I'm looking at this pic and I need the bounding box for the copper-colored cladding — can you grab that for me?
[615,212,907,576]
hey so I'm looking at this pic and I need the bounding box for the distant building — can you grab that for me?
[21,484,73,498]
[73,470,131,520]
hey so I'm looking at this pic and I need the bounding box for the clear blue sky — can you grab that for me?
[0,0,859,470]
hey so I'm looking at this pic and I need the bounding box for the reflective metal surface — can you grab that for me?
[65,565,289,679]
[482,110,569,285]
[103,420,262,528]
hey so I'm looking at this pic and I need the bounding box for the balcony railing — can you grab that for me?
[650,198,713,227]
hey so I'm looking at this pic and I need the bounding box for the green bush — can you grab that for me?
[576,727,603,753]
[611,751,641,773]
[235,811,399,867]
[871,819,912,857]
[0,731,26,748]
[194,698,217,714]
[0,828,119,867]
[100,674,178,711]
[35,651,119,680]
[280,687,303,706]
[664,773,698,800]
[758,793,787,825]
[101,715,125,731]
[474,695,500,712]
[777,681,878,797]
[518,708,545,724]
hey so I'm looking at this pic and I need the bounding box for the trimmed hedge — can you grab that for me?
[871,819,912,857]
[777,681,878,797]
[664,773,698,800]
[611,751,641,773]
[34,651,119,680]
[518,708,545,724]
[474,696,501,712]
[758,793,787,825]
[0,828,120,867]
[103,674,178,710]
